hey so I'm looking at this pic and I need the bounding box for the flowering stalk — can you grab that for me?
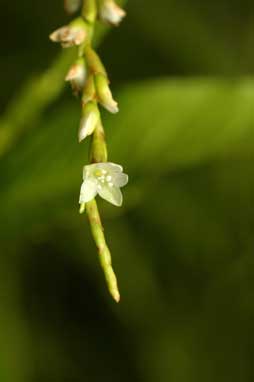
[50,0,127,302]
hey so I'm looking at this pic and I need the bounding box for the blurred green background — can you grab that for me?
[1,0,254,381]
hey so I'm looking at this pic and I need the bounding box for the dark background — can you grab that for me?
[1,1,254,381]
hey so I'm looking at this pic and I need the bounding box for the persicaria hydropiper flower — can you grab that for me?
[78,101,100,142]
[79,162,128,206]
[49,18,87,48]
[99,0,126,26]
[65,57,87,94]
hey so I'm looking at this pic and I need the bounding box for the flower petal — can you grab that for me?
[49,26,69,42]
[112,173,128,187]
[98,185,123,206]
[79,178,97,203]
[99,1,126,26]
[107,162,123,172]
[96,162,123,174]
[83,163,97,179]
[78,102,99,142]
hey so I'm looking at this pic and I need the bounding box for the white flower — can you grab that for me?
[79,162,128,206]
[65,58,87,94]
[78,101,100,142]
[49,21,86,48]
[99,0,126,26]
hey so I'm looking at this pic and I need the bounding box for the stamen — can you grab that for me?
[95,170,102,177]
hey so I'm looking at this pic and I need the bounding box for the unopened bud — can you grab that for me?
[99,0,126,26]
[82,75,96,104]
[95,73,119,114]
[84,46,107,75]
[79,101,100,142]
[64,0,81,14]
[49,18,87,48]
[65,58,86,95]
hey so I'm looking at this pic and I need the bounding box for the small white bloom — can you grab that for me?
[79,162,128,206]
[65,58,87,94]
[99,0,126,26]
[49,24,86,48]
[78,101,100,142]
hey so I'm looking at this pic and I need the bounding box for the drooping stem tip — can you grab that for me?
[86,199,120,302]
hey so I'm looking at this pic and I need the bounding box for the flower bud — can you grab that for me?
[95,73,119,114]
[99,0,126,26]
[65,58,87,95]
[79,101,100,142]
[49,18,87,48]
[82,75,96,105]
[64,0,81,14]
[84,46,107,76]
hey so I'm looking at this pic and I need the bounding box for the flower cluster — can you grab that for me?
[50,0,127,301]
[50,0,128,206]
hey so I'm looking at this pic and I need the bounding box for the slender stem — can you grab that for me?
[80,5,120,302]
[86,199,120,302]
[90,120,108,163]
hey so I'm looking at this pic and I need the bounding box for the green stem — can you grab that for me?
[86,199,120,302]
[90,121,108,163]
